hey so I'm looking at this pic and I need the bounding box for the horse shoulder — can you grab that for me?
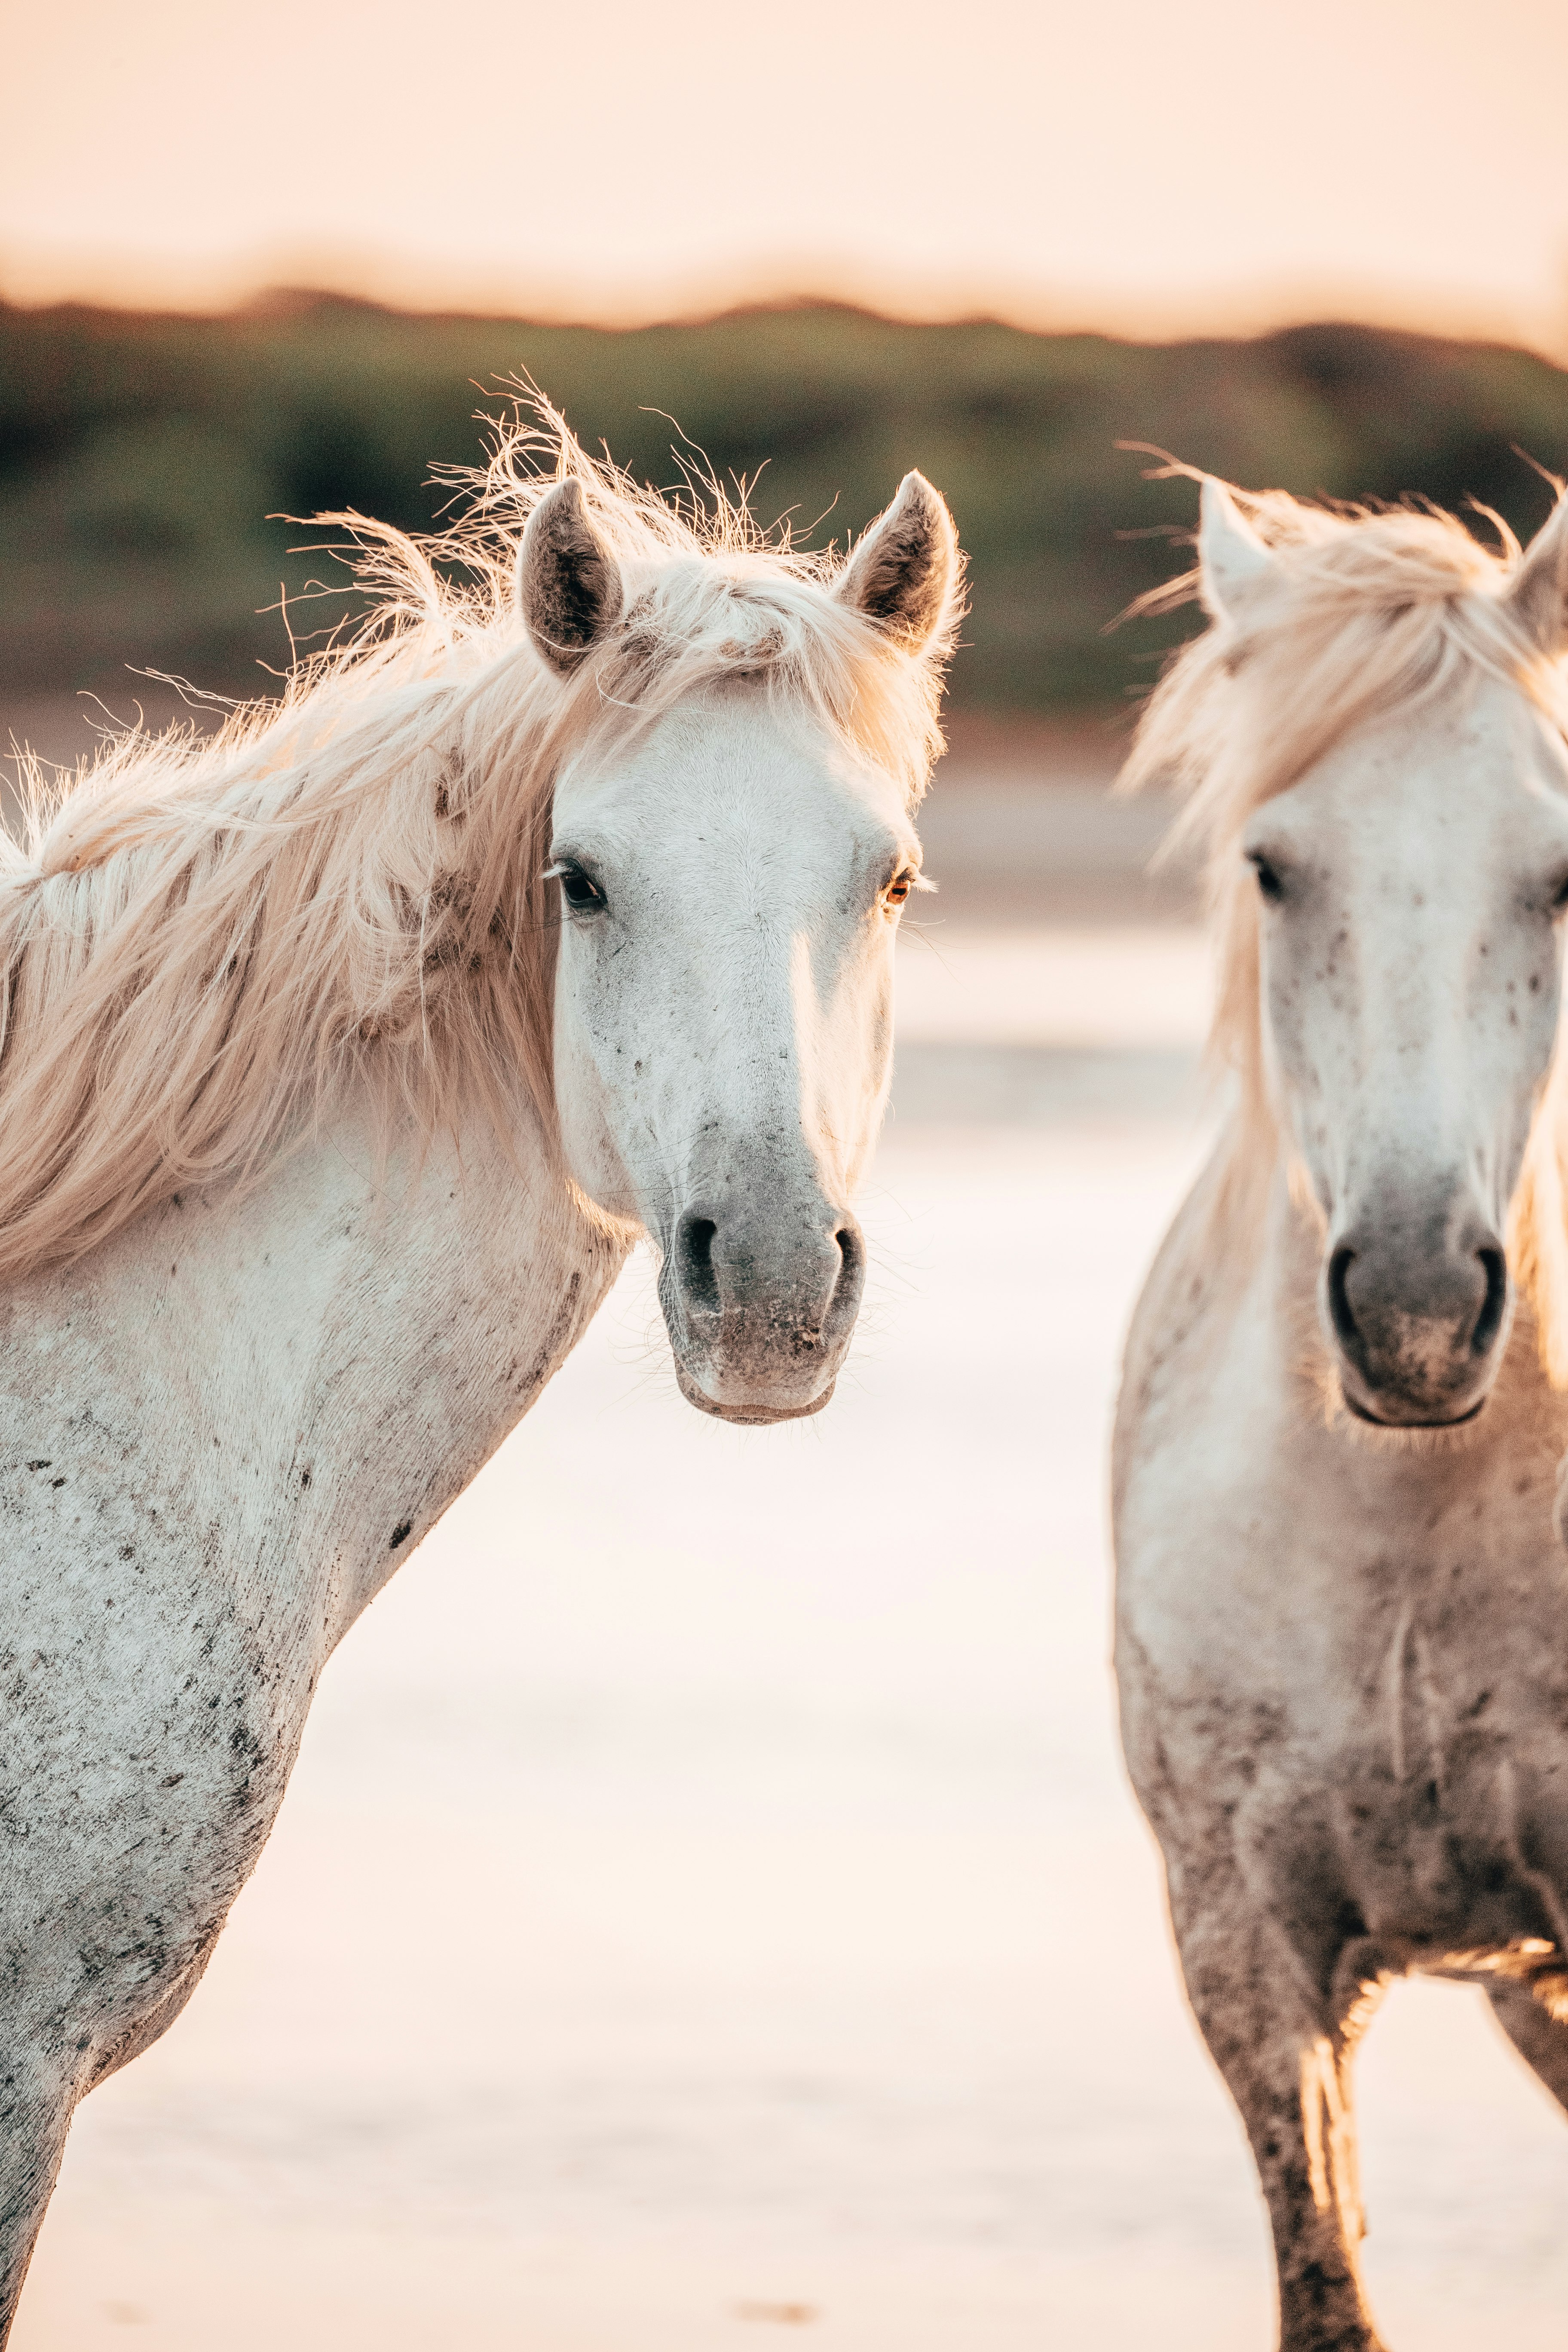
[1112,1142,1323,1828]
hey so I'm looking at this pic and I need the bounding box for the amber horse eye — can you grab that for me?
[885,871,916,908]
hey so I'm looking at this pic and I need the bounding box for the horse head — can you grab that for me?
[519,472,959,1425]
[1200,480,1568,1429]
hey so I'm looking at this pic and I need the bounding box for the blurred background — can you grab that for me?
[9,2,1568,2346]
[3,299,1567,725]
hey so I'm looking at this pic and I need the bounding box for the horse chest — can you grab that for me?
[1119,1313,1568,1960]
[1240,1720,1559,1957]
[1181,1561,1568,1964]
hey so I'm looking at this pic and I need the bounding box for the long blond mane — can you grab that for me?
[1124,472,1568,1377]
[0,415,956,1287]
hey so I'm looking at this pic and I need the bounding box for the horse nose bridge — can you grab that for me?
[663,923,884,1205]
[1335,1155,1502,1277]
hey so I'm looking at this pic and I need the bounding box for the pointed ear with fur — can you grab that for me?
[835,472,959,652]
[517,478,624,672]
[1198,478,1278,625]
[1507,492,1568,657]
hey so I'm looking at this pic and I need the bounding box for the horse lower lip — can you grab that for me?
[674,1364,836,1424]
[1344,1390,1488,1430]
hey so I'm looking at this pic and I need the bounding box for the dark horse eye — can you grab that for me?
[554,865,605,913]
[1248,851,1285,903]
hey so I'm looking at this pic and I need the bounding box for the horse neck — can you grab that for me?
[2,1094,627,1657]
[1124,1120,1324,1408]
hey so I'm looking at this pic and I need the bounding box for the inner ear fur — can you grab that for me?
[517,478,624,672]
[1508,491,1568,657]
[835,472,958,652]
[1198,477,1278,625]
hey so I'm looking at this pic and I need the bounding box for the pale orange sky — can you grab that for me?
[6,0,1568,350]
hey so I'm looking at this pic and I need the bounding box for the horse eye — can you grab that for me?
[1550,873,1568,914]
[554,865,605,913]
[1248,852,1286,904]
[885,870,916,908]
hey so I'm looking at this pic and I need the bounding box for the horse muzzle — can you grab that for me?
[661,1202,867,1427]
[1322,1202,1511,1428]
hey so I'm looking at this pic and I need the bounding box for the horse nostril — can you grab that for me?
[1327,1246,1359,1350]
[678,1213,720,1316]
[827,1223,867,1325]
[1471,1246,1508,1357]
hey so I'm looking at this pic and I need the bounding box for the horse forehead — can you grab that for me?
[1280,684,1565,874]
[559,697,907,865]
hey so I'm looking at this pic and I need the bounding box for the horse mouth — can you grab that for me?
[674,1363,838,1426]
[1343,1390,1489,1431]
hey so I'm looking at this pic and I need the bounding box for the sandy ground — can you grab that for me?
[9,927,1568,2351]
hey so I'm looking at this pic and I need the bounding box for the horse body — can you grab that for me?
[0,433,961,2331]
[1115,479,1568,2349]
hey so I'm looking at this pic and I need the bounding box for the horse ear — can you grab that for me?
[517,478,624,672]
[835,472,959,652]
[1506,492,1568,656]
[1198,478,1277,624]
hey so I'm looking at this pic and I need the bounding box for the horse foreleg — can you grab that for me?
[1483,1976,1568,2113]
[1172,1889,1389,2352]
[0,2049,78,2346]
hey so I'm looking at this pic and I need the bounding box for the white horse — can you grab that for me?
[0,425,961,2335]
[1114,474,1568,2351]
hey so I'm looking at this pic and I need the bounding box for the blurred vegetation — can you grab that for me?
[3,293,1568,711]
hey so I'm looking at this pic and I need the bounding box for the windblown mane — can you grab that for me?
[1123,471,1568,1375]
[0,412,955,1286]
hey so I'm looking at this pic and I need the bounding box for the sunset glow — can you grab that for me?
[6,0,1568,348]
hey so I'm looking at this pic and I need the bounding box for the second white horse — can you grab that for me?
[1116,473,1568,2352]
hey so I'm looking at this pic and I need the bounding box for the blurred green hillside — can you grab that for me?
[3,294,1567,711]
